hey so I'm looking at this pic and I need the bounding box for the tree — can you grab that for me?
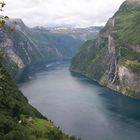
[0,1,6,11]
[0,1,7,27]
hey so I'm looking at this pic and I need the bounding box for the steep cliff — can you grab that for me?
[0,19,82,77]
[71,0,140,99]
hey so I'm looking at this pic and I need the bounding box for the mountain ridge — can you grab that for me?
[32,26,102,41]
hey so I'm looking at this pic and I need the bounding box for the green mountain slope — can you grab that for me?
[29,29,82,60]
[71,0,140,99]
[0,61,79,140]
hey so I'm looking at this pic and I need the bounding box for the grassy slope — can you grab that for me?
[0,61,79,140]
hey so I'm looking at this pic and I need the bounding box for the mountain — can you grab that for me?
[37,26,102,41]
[0,60,79,140]
[71,0,140,99]
[0,19,82,77]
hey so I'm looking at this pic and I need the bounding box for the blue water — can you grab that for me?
[19,62,140,140]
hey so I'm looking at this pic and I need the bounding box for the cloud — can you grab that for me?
[3,0,125,27]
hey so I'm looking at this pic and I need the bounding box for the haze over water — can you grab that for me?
[19,62,140,140]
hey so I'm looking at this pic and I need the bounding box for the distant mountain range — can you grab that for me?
[33,26,103,41]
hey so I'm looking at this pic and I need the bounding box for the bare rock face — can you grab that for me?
[118,65,140,97]
[7,49,25,69]
[118,66,140,92]
[129,45,140,53]
[0,25,43,77]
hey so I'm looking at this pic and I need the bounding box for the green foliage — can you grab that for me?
[86,47,107,80]
[129,62,140,73]
[0,1,8,27]
[0,63,41,117]
[111,1,140,45]
[1,58,19,78]
[0,62,79,140]
[24,118,79,140]
[71,38,107,81]
[112,3,140,73]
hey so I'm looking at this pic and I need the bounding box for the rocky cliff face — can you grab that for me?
[0,20,41,77]
[0,19,82,77]
[71,0,140,99]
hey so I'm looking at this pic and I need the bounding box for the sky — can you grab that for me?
[3,0,125,27]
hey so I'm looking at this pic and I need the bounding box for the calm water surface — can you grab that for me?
[19,62,140,140]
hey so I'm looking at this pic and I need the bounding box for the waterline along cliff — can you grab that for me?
[71,0,140,99]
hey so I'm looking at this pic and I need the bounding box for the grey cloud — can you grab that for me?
[3,0,125,27]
